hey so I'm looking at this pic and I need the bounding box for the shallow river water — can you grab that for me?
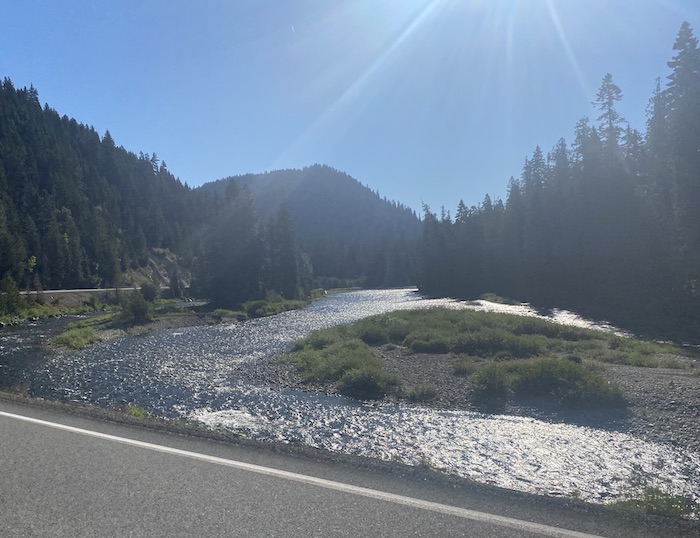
[28,289,700,506]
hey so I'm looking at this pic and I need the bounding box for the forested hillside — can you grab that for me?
[0,78,213,291]
[418,22,700,338]
[0,80,420,312]
[202,166,421,287]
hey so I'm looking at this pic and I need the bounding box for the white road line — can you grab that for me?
[1,410,605,538]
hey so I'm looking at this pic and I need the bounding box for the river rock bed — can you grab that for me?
[605,364,700,453]
[256,345,700,454]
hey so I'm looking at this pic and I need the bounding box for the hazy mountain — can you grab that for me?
[203,165,420,242]
[201,165,421,285]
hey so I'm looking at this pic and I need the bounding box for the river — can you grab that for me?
[16,289,700,507]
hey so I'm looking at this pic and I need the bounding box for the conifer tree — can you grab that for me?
[593,73,625,148]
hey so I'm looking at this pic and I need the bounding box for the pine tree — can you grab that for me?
[593,73,626,148]
[663,22,700,299]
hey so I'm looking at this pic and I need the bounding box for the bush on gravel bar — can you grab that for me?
[470,357,625,410]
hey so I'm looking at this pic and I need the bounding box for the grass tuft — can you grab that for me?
[124,403,148,419]
[405,384,438,402]
[613,486,699,519]
[54,327,102,349]
[470,357,625,410]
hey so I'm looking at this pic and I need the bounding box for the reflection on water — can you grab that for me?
[29,289,699,505]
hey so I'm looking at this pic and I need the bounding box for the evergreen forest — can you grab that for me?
[418,22,700,338]
[0,80,419,312]
[1,22,699,340]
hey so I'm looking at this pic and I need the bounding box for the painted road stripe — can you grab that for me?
[1,410,605,538]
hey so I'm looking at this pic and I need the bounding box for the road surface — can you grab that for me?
[0,398,696,537]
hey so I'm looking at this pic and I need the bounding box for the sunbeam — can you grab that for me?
[270,0,442,169]
[545,0,593,99]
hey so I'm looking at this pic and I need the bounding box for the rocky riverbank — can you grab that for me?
[269,345,700,454]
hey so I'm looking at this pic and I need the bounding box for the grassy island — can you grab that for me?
[285,308,689,409]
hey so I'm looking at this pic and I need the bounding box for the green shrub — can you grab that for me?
[513,358,624,407]
[304,328,343,350]
[0,273,24,316]
[55,327,101,349]
[287,337,400,400]
[353,315,412,345]
[338,367,400,400]
[120,290,153,324]
[140,282,159,302]
[405,384,438,402]
[386,318,411,343]
[291,339,381,381]
[213,308,242,319]
[470,364,510,407]
[124,403,148,419]
[244,300,267,317]
[452,355,480,376]
[356,324,388,345]
[243,298,308,318]
[310,288,326,299]
[405,334,450,354]
[470,358,625,410]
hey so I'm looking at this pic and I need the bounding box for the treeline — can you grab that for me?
[193,181,312,306]
[419,22,700,337]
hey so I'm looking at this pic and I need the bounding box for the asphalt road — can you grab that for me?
[0,399,697,537]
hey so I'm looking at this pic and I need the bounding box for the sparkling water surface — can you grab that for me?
[30,289,700,505]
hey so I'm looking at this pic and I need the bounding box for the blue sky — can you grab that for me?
[2,1,698,213]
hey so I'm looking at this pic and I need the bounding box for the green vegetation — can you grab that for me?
[405,384,438,403]
[139,282,159,302]
[54,326,102,349]
[469,357,624,409]
[286,337,399,400]
[478,293,520,305]
[212,308,244,320]
[124,403,148,419]
[210,296,311,321]
[613,486,699,520]
[0,296,102,326]
[244,298,309,318]
[286,308,690,409]
[65,314,113,330]
[119,290,154,324]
